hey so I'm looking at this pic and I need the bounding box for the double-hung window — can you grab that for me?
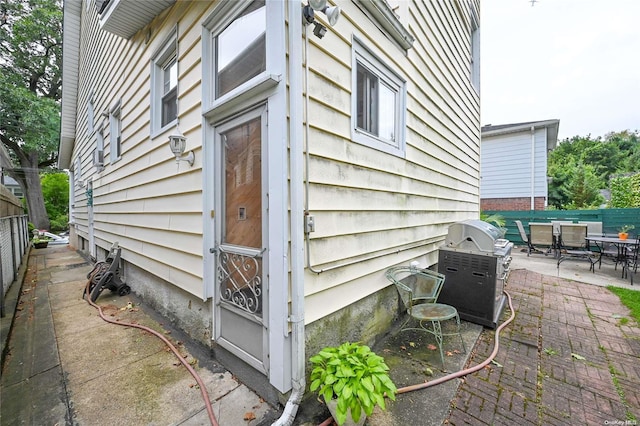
[151,28,178,134]
[352,39,406,156]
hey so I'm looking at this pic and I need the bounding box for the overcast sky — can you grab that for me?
[480,0,640,141]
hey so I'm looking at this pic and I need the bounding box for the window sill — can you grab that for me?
[204,74,281,123]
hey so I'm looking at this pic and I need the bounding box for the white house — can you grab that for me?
[59,0,481,405]
[480,120,559,211]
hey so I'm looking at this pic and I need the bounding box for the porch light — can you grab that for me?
[169,130,194,166]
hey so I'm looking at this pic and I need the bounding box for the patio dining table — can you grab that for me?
[586,235,638,285]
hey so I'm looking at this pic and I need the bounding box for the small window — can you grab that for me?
[214,0,265,98]
[110,103,122,161]
[352,39,406,156]
[151,28,178,134]
[470,8,480,93]
[87,94,95,134]
[161,56,178,126]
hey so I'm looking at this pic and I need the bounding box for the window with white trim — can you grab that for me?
[470,8,480,93]
[87,93,95,134]
[151,28,178,134]
[109,102,122,161]
[211,0,266,99]
[352,39,406,156]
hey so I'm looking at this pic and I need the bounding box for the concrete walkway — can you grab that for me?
[2,244,639,425]
[1,245,279,425]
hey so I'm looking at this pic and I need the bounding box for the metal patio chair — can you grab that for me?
[385,265,466,370]
[557,223,597,273]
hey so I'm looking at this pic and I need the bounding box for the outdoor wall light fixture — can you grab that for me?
[303,0,340,39]
[169,130,194,166]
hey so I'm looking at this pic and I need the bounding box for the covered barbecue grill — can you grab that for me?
[437,220,512,329]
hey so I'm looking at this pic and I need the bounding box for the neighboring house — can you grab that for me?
[58,0,481,403]
[0,176,24,199]
[480,120,559,211]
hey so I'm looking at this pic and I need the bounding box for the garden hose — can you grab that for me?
[317,289,516,426]
[84,274,219,426]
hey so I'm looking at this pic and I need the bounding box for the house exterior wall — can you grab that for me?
[303,0,481,328]
[480,127,549,210]
[62,0,480,395]
[71,1,208,298]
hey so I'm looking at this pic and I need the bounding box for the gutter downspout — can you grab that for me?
[530,126,535,210]
[273,2,305,424]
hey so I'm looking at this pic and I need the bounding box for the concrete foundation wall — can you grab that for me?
[121,260,212,347]
[304,284,399,364]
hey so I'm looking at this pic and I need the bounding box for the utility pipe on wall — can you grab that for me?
[530,126,535,210]
[272,2,305,424]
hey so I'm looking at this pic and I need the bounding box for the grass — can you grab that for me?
[607,285,640,325]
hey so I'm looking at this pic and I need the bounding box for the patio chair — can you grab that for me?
[622,236,639,285]
[529,222,555,256]
[514,220,535,256]
[515,220,540,256]
[385,265,466,370]
[579,221,603,237]
[557,223,597,273]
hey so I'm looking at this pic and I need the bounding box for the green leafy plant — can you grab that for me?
[31,235,52,247]
[618,224,635,234]
[309,342,397,425]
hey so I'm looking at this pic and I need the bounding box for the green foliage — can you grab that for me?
[41,172,69,232]
[607,286,640,325]
[1,0,63,229]
[618,224,634,234]
[480,213,507,237]
[309,342,397,425]
[548,131,639,209]
[610,173,640,208]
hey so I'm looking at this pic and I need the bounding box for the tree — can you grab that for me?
[41,172,69,232]
[547,131,639,209]
[0,0,62,230]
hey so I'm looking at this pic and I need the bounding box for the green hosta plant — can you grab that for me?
[309,342,397,425]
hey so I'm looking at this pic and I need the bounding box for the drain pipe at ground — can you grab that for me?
[84,277,219,426]
[317,289,516,426]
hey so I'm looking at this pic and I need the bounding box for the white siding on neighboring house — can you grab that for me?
[303,0,481,324]
[480,120,559,209]
[481,128,548,198]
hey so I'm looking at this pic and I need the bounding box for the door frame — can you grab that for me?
[200,0,290,391]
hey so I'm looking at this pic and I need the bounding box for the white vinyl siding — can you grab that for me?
[70,1,209,297]
[481,128,548,198]
[303,1,481,324]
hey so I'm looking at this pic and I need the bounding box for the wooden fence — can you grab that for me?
[483,208,640,245]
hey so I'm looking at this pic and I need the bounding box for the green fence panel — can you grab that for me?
[484,208,640,246]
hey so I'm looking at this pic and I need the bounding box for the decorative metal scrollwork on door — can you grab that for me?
[217,247,263,316]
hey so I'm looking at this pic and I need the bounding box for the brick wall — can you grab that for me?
[481,197,546,211]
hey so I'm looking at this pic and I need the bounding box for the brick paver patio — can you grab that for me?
[447,269,640,425]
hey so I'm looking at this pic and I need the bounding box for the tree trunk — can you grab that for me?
[23,152,50,230]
